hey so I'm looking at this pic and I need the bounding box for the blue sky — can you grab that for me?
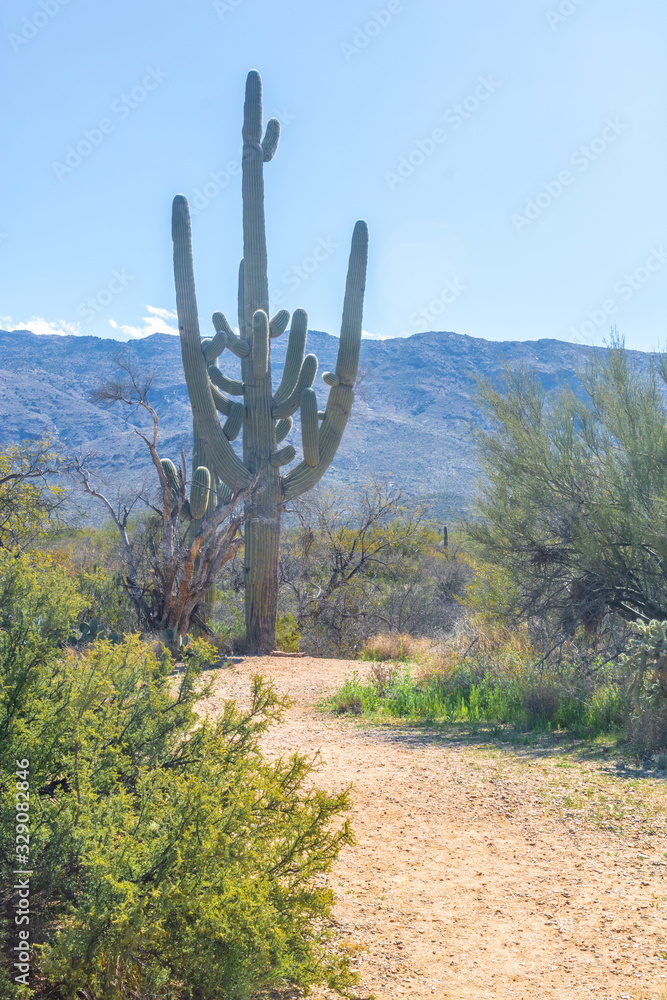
[1,0,666,351]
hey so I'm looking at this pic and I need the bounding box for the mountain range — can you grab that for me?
[0,327,624,520]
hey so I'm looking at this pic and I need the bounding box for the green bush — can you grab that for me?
[0,551,356,999]
[467,338,667,638]
[275,612,301,653]
[46,526,138,635]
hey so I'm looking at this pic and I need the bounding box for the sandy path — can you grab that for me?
[200,656,667,1000]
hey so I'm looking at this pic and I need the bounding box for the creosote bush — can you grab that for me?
[0,549,356,999]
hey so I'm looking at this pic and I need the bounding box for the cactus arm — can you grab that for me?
[226,331,251,358]
[273,308,308,404]
[282,385,355,498]
[275,416,292,443]
[223,401,244,441]
[335,220,367,384]
[252,309,269,379]
[172,194,251,490]
[282,221,368,499]
[261,117,280,161]
[211,385,233,416]
[322,371,340,387]
[186,426,216,546]
[272,354,318,419]
[270,445,296,467]
[190,466,212,520]
[300,388,319,467]
[212,310,250,358]
[204,329,226,362]
[269,309,290,338]
[208,365,245,396]
[161,457,181,508]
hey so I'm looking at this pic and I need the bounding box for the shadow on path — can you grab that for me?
[331,715,667,783]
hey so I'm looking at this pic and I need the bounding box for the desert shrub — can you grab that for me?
[46,525,146,636]
[0,439,66,550]
[275,612,301,653]
[277,480,473,657]
[467,337,667,643]
[0,552,356,999]
[463,556,522,626]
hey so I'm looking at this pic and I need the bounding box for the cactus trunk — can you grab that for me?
[239,72,281,652]
[171,70,368,655]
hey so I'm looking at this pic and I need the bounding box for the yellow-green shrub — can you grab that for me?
[275,612,301,653]
[0,552,355,999]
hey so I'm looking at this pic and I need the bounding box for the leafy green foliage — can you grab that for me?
[0,551,356,999]
[46,525,140,635]
[467,337,667,641]
[0,439,66,551]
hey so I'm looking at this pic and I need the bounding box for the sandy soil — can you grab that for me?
[200,655,667,1000]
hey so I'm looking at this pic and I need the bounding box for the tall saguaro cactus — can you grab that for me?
[172,70,368,653]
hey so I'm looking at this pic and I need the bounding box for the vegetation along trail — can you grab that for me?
[202,656,667,1000]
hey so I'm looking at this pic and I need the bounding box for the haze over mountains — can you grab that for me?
[0,327,619,518]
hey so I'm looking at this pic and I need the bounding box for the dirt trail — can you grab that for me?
[201,656,667,1000]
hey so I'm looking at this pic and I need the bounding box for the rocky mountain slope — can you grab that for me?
[0,327,619,518]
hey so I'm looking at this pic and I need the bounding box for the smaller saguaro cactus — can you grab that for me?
[171,69,369,652]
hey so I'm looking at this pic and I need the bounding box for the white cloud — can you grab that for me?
[0,314,81,336]
[1,306,179,341]
[108,305,178,340]
[361,329,387,340]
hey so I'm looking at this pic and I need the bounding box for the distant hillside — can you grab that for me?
[0,327,624,519]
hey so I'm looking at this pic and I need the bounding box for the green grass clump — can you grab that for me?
[329,620,626,739]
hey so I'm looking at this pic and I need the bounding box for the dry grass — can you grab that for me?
[361,632,434,663]
[411,614,536,685]
[361,618,537,690]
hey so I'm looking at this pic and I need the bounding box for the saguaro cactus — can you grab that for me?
[172,69,368,653]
